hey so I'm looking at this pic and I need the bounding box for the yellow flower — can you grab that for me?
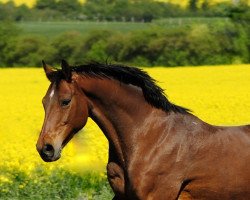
[0,64,249,178]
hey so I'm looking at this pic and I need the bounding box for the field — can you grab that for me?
[0,65,250,199]
[16,21,153,38]
[16,18,230,38]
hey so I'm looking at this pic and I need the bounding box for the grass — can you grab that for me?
[0,166,113,199]
[0,65,249,199]
[154,17,230,28]
[16,18,230,38]
[16,21,153,38]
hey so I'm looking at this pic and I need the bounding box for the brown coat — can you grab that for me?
[37,61,250,199]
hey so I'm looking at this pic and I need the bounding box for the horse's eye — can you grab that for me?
[61,99,71,107]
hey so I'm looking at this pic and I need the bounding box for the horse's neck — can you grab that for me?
[77,76,161,166]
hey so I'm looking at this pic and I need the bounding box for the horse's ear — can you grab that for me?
[61,59,72,82]
[42,60,55,82]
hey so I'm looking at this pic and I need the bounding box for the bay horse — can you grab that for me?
[36,60,250,200]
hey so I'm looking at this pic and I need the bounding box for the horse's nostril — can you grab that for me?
[42,144,54,157]
[44,144,53,151]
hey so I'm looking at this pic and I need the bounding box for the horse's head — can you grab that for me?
[36,60,89,162]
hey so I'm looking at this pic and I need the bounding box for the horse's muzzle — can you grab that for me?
[37,143,60,162]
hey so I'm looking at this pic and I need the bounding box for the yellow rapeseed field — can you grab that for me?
[0,65,249,190]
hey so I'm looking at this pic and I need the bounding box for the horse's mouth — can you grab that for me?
[40,151,61,162]
[41,154,61,162]
[38,129,79,162]
[39,147,62,162]
[41,131,76,162]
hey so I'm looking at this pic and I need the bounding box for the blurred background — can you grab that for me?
[0,0,249,199]
[0,0,249,67]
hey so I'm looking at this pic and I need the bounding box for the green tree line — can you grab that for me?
[0,19,249,67]
[0,0,249,67]
[0,0,249,22]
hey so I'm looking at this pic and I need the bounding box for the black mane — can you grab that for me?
[53,62,189,114]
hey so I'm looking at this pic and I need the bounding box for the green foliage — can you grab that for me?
[0,1,16,21]
[51,31,84,64]
[0,0,249,23]
[101,22,248,66]
[0,19,249,67]
[0,0,183,22]
[82,0,184,22]
[56,0,82,16]
[4,35,56,67]
[36,0,57,10]
[0,166,113,199]
[2,0,248,22]
[228,3,250,62]
[0,2,30,21]
[71,30,114,63]
[0,22,20,66]
[189,0,198,12]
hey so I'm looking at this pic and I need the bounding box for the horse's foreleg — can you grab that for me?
[107,162,126,199]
